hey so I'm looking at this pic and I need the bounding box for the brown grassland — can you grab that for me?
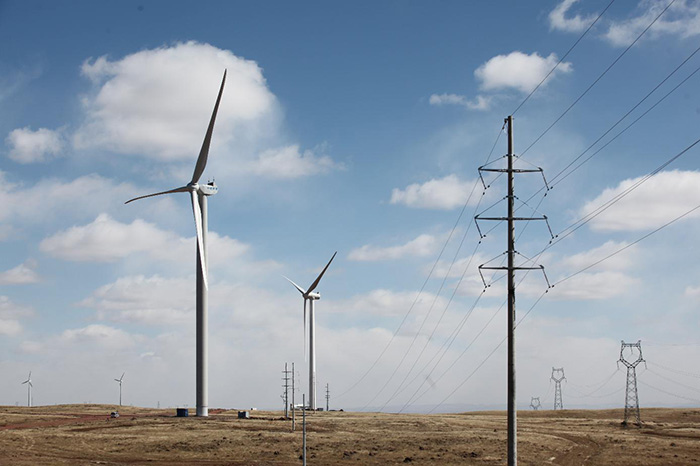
[0,404,698,465]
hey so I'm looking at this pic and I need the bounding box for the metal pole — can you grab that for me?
[292,363,296,431]
[506,115,517,466]
[302,394,307,466]
[196,192,208,417]
[284,362,289,418]
[326,383,329,411]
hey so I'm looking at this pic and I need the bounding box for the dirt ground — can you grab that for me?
[0,405,698,465]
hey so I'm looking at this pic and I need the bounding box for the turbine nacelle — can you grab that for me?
[306,291,321,300]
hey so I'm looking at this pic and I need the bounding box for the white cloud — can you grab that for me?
[604,0,700,47]
[474,51,572,94]
[40,213,249,264]
[74,41,278,162]
[80,275,193,325]
[559,240,637,271]
[348,234,438,261]
[60,324,138,350]
[0,295,33,335]
[248,144,341,178]
[549,0,598,33]
[6,127,64,163]
[580,170,700,231]
[0,259,40,285]
[685,285,700,296]
[326,289,448,317]
[429,93,491,111]
[390,174,478,210]
[548,271,638,300]
[0,172,136,227]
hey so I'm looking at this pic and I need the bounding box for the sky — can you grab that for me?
[1,0,699,412]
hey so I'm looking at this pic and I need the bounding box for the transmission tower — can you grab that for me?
[551,367,565,410]
[282,362,291,418]
[475,115,552,466]
[618,340,645,426]
[529,397,541,410]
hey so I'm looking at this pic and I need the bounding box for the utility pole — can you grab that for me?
[529,397,541,410]
[618,340,645,426]
[475,115,551,466]
[325,383,330,411]
[302,394,307,466]
[551,368,565,410]
[292,362,296,431]
[282,363,291,419]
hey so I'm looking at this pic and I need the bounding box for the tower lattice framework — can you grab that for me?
[551,367,565,410]
[619,340,645,426]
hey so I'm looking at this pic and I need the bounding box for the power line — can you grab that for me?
[340,123,505,401]
[521,0,678,157]
[512,0,617,116]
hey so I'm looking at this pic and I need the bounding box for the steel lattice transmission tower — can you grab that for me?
[475,116,552,466]
[551,367,565,410]
[618,340,645,426]
[529,397,541,410]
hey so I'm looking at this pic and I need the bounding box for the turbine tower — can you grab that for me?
[114,372,125,406]
[21,371,32,407]
[618,340,645,426]
[551,367,565,410]
[125,70,226,417]
[285,252,336,410]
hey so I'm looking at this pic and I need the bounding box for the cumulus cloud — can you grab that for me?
[579,170,700,231]
[429,93,491,111]
[348,234,438,261]
[0,172,136,227]
[390,174,478,210]
[548,271,639,300]
[248,144,342,178]
[559,240,637,271]
[80,275,193,325]
[474,51,572,94]
[326,289,450,318]
[74,41,278,161]
[0,295,33,335]
[60,324,138,350]
[0,259,40,285]
[6,127,64,163]
[549,0,598,33]
[39,213,249,265]
[604,0,700,47]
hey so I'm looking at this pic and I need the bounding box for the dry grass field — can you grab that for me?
[0,404,698,465]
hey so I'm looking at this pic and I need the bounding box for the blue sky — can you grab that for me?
[1,0,700,412]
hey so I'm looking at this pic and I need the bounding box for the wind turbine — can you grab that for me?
[125,70,226,417]
[285,252,336,410]
[114,372,125,406]
[21,371,32,407]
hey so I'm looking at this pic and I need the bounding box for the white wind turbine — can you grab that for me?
[125,70,226,417]
[114,372,125,406]
[285,252,337,410]
[21,371,32,407]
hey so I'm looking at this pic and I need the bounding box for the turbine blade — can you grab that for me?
[303,298,307,363]
[125,186,188,204]
[306,251,337,294]
[191,70,227,184]
[191,190,209,289]
[28,381,33,387]
[283,276,306,295]
[21,380,28,384]
[120,372,125,381]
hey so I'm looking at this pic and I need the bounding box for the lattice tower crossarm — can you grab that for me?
[618,340,645,426]
[551,367,565,410]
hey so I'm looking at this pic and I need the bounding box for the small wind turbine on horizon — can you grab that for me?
[21,371,32,407]
[114,372,125,406]
[125,70,227,417]
[285,252,337,410]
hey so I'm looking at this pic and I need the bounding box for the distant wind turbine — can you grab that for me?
[285,252,337,410]
[125,70,226,417]
[21,371,32,407]
[114,372,125,406]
